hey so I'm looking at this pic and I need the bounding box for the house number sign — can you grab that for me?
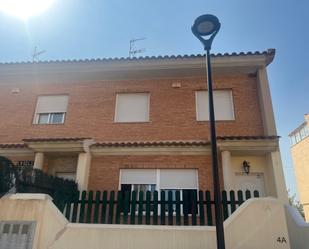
[276,237,287,244]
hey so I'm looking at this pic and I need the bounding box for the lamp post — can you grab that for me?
[192,14,225,249]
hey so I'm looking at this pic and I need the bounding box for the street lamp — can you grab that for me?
[192,14,226,249]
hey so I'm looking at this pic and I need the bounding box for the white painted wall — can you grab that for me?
[226,155,275,197]
[0,194,294,249]
[285,205,309,249]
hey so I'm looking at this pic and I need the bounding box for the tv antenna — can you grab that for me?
[32,46,46,62]
[129,37,146,58]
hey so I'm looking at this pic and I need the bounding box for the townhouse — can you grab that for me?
[0,49,288,203]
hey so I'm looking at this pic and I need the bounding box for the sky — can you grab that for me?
[0,0,308,197]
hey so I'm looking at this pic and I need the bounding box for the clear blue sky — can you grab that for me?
[0,0,308,197]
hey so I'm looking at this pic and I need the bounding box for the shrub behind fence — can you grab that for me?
[14,166,78,197]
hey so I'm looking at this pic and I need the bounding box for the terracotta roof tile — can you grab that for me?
[23,137,91,142]
[92,140,210,148]
[0,143,27,149]
[0,49,275,65]
[0,136,278,149]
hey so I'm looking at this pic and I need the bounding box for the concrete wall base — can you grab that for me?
[285,205,309,249]
[0,194,292,249]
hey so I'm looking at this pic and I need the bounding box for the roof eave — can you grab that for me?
[0,49,276,76]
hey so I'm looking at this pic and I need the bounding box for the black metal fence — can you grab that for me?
[55,189,260,226]
[0,155,78,198]
[14,166,78,197]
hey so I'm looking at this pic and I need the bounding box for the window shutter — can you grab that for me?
[196,90,234,121]
[36,95,69,113]
[159,169,198,189]
[120,169,157,184]
[115,93,149,122]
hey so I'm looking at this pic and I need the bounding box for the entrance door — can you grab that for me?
[234,173,266,197]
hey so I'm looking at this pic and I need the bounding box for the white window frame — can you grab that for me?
[114,93,150,123]
[33,95,68,125]
[119,169,199,216]
[35,112,66,125]
[195,90,235,121]
[119,169,199,191]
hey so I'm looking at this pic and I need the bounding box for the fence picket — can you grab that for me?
[79,191,87,223]
[168,191,173,225]
[93,191,101,224]
[192,191,197,226]
[130,191,137,224]
[100,191,108,224]
[71,191,80,223]
[146,191,151,225]
[138,191,144,224]
[230,190,236,214]
[153,191,158,225]
[86,191,94,223]
[160,191,166,225]
[206,191,212,226]
[222,191,228,220]
[108,191,115,224]
[198,191,205,225]
[182,191,190,226]
[115,191,122,224]
[176,190,181,225]
[237,190,244,207]
[123,191,130,224]
[245,190,251,200]
[64,193,73,221]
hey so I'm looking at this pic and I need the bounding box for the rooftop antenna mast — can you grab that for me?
[129,37,146,58]
[32,46,46,62]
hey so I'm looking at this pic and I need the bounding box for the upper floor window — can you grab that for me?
[34,95,69,124]
[290,125,309,146]
[115,93,149,123]
[195,90,235,121]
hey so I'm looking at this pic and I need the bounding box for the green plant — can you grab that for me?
[0,156,15,197]
[288,190,304,218]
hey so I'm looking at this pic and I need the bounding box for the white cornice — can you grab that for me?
[218,140,279,154]
[0,148,34,157]
[90,145,211,156]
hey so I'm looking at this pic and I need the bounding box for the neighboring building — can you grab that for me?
[0,49,288,203]
[289,114,309,220]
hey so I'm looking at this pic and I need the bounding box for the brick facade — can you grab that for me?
[88,155,222,191]
[0,53,281,196]
[0,74,263,143]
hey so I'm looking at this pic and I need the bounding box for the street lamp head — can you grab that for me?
[192,14,221,51]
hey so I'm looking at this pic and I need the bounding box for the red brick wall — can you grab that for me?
[0,74,263,143]
[88,155,223,191]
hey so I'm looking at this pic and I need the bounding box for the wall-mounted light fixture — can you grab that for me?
[243,161,250,175]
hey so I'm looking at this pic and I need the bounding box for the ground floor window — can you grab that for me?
[121,184,156,193]
[119,169,198,214]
